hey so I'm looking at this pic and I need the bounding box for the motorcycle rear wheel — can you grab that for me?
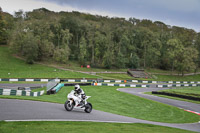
[84,103,92,113]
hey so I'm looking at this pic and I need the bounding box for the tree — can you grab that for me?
[0,7,7,45]
[129,53,140,69]
[78,36,87,65]
[115,51,126,68]
[103,49,113,69]
[22,32,38,64]
[166,38,184,73]
[53,47,70,63]
[176,47,198,76]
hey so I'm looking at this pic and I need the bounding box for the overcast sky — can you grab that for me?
[0,0,199,32]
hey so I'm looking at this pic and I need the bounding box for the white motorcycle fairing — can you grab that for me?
[64,90,92,113]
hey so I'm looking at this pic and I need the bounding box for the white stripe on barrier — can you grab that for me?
[132,80,138,83]
[143,81,148,83]
[152,81,157,84]
[157,85,163,88]
[176,84,181,87]
[115,80,121,83]
[55,79,60,82]
[198,82,200,84]
[3,92,10,95]
[168,81,173,84]
[26,91,31,96]
[183,81,187,84]
[119,84,125,87]
[3,89,11,95]
[68,79,75,82]
[141,85,147,88]
[25,79,34,82]
[104,80,110,83]
[192,84,197,87]
[168,85,172,87]
[10,79,18,82]
[40,90,45,95]
[33,92,37,97]
[0,78,1,81]
[3,89,11,92]
[41,79,48,82]
[176,81,180,84]
[81,80,87,82]
[191,81,194,84]
[184,84,189,87]
[130,84,136,87]
[108,84,114,86]
[16,90,22,96]
[97,83,102,86]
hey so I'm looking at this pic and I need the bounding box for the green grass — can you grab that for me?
[96,73,133,80]
[0,121,195,133]
[146,68,175,74]
[0,46,99,79]
[159,87,200,95]
[154,74,200,81]
[41,59,128,72]
[31,87,46,92]
[0,86,199,123]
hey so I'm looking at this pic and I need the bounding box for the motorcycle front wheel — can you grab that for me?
[64,100,74,111]
[84,103,92,113]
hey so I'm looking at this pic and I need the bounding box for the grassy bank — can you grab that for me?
[158,87,200,96]
[0,121,195,133]
[0,86,199,123]
[154,74,200,81]
[0,46,99,79]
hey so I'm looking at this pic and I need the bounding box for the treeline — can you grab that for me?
[1,8,200,75]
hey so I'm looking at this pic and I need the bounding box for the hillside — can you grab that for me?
[1,8,200,75]
[0,46,99,79]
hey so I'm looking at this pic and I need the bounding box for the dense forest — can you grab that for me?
[0,7,200,74]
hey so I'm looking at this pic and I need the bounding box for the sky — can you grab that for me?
[0,0,200,32]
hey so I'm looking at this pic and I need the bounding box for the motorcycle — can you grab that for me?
[64,90,92,113]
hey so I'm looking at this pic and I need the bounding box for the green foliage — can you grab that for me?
[53,46,70,63]
[23,32,39,64]
[5,8,200,72]
[103,49,113,69]
[0,8,8,45]
[78,36,87,65]
[129,53,139,69]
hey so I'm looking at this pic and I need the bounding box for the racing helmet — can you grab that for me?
[74,84,80,91]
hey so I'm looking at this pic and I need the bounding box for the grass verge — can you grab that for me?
[154,74,200,81]
[0,86,199,123]
[0,121,196,133]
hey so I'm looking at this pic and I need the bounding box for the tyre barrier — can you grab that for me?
[0,78,57,82]
[152,91,200,101]
[47,83,64,94]
[2,78,200,85]
[92,83,149,88]
[0,88,44,97]
[1,78,200,85]
[157,84,200,88]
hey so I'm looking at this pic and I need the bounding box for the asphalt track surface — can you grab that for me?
[0,84,200,132]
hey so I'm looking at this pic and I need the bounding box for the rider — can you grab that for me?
[74,84,86,105]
